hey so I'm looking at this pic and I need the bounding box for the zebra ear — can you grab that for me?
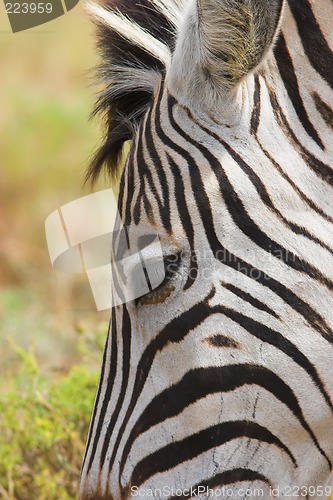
[169,0,284,103]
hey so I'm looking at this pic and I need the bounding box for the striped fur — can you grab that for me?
[80,0,333,498]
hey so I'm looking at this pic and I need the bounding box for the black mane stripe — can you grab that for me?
[86,0,182,182]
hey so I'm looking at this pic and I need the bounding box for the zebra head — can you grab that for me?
[80,0,333,498]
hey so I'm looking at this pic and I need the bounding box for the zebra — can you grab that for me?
[79,0,333,498]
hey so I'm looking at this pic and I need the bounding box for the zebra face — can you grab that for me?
[79,0,333,498]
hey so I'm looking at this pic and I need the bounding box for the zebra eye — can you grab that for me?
[136,253,181,306]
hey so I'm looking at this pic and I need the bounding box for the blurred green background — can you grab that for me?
[0,3,110,497]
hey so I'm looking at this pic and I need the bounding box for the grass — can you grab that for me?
[0,325,105,499]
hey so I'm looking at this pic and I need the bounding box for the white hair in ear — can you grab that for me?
[169,0,284,108]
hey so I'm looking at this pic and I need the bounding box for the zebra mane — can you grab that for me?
[86,0,183,182]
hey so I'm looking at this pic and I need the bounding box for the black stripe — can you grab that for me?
[251,75,261,135]
[130,420,295,487]
[87,309,118,472]
[171,469,271,498]
[135,146,164,225]
[267,85,333,186]
[223,282,279,318]
[287,0,333,88]
[142,175,155,223]
[124,133,137,227]
[313,91,333,130]
[167,153,198,290]
[81,324,109,473]
[275,34,324,149]
[134,89,172,232]
[255,137,333,225]
[99,307,132,469]
[132,106,167,227]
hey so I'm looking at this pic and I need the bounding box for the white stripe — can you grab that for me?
[86,2,171,66]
